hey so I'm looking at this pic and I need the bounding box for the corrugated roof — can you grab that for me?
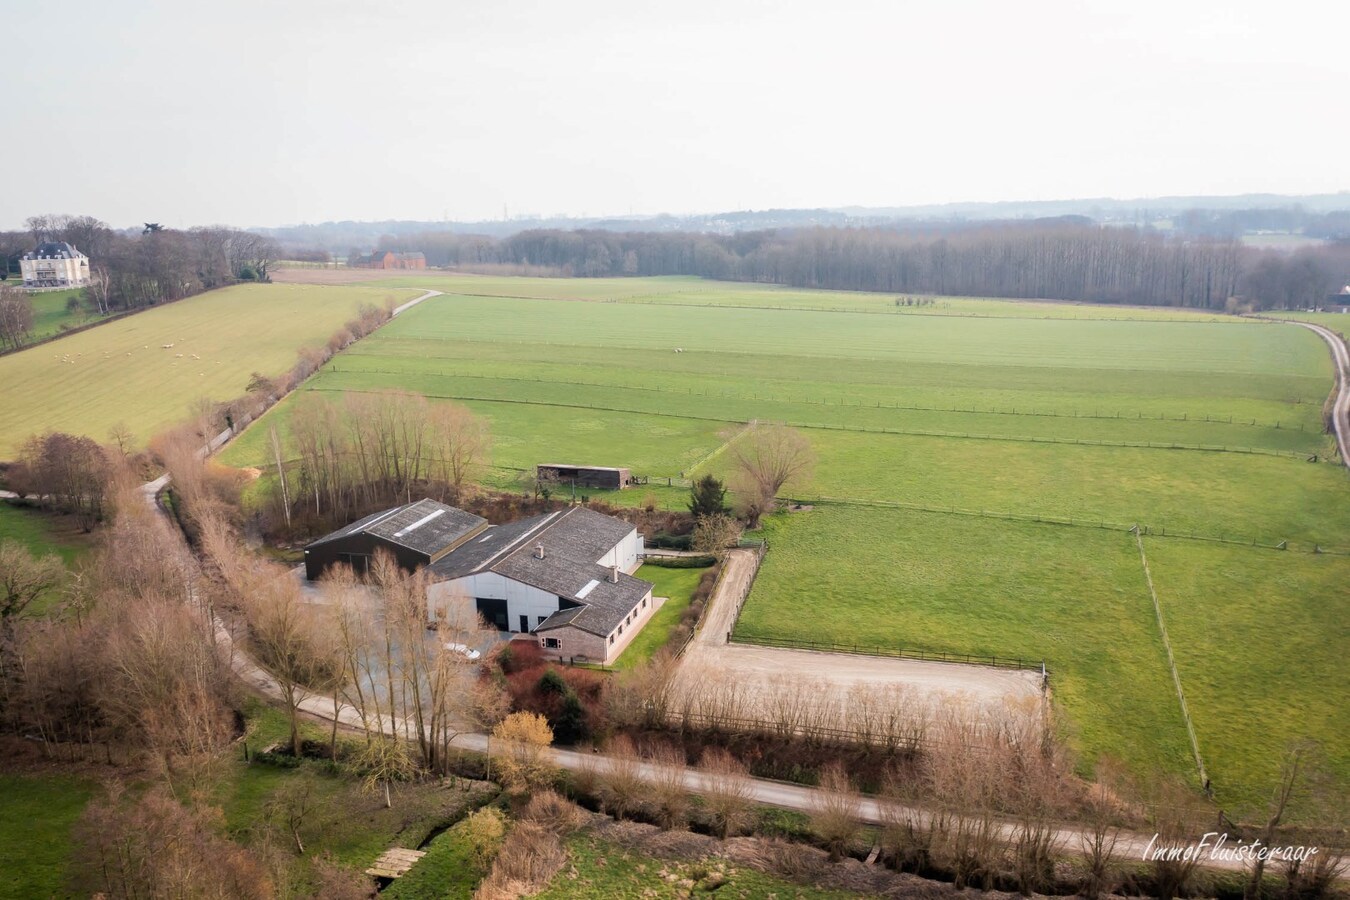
[308,499,486,558]
[431,505,652,637]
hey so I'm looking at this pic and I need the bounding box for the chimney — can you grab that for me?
[608,565,619,584]
[534,544,545,560]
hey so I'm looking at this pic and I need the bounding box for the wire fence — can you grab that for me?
[805,496,1350,557]
[322,365,1314,433]
[1134,527,1208,790]
[312,385,1318,462]
[727,633,1046,673]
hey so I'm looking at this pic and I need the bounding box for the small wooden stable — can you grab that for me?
[366,847,426,880]
[536,463,631,490]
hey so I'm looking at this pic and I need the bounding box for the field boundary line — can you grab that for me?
[597,296,1272,326]
[323,364,1314,433]
[305,384,1318,461]
[684,421,755,477]
[1133,527,1208,790]
[803,495,1350,556]
[727,633,1046,673]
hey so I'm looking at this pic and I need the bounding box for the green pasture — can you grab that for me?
[27,288,107,342]
[0,282,414,459]
[202,277,1348,806]
[356,272,1256,322]
[1138,539,1350,812]
[737,506,1195,783]
[371,294,1317,376]
[614,563,711,669]
[0,774,94,900]
[704,428,1350,549]
[0,502,92,566]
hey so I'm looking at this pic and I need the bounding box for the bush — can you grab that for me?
[648,532,693,550]
[476,822,566,899]
[643,554,716,568]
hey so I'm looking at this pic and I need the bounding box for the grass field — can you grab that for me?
[1138,539,1350,814]
[0,502,93,566]
[26,288,107,342]
[737,507,1196,784]
[0,774,94,900]
[342,271,1262,323]
[0,282,414,459]
[614,564,711,669]
[209,276,1350,806]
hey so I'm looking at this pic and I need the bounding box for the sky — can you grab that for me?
[3,0,1348,230]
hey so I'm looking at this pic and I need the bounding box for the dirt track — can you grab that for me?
[1296,321,1350,467]
[680,549,1042,712]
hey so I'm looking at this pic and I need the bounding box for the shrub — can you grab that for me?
[521,790,588,835]
[463,807,507,869]
[643,555,716,568]
[475,822,566,900]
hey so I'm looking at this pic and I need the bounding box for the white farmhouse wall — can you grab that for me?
[429,572,561,633]
[596,529,643,573]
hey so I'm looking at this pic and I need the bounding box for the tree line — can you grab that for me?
[369,220,1350,311]
[0,214,280,350]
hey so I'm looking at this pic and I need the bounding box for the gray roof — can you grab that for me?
[427,511,559,580]
[308,499,486,558]
[24,241,83,260]
[431,505,652,637]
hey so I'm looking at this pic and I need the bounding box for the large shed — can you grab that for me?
[536,463,632,491]
[303,499,487,580]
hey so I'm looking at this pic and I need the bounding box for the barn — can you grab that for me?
[427,506,654,665]
[303,498,488,580]
[536,463,632,491]
[306,499,655,665]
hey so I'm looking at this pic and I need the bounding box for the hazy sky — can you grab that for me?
[4,0,1348,230]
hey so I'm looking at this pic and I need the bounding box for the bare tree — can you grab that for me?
[809,761,862,861]
[428,401,491,497]
[0,286,34,350]
[595,735,645,820]
[355,735,415,809]
[0,540,64,631]
[698,748,755,838]
[691,512,741,559]
[244,571,342,757]
[731,422,814,527]
[1079,758,1126,899]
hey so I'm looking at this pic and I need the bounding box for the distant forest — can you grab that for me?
[366,220,1350,311]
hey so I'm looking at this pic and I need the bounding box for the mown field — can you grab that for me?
[215,276,1350,807]
[0,282,414,459]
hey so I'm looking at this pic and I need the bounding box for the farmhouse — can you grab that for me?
[353,250,427,270]
[21,241,89,288]
[536,463,632,491]
[305,499,654,665]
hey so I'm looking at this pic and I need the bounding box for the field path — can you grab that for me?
[392,289,442,316]
[1296,321,1350,467]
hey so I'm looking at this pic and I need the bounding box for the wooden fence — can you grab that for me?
[728,633,1046,673]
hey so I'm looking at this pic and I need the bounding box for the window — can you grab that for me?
[642,598,647,609]
[618,624,624,634]
[609,635,615,645]
[537,616,547,626]
[543,637,560,649]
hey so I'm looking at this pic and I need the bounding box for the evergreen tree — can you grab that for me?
[688,474,729,518]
